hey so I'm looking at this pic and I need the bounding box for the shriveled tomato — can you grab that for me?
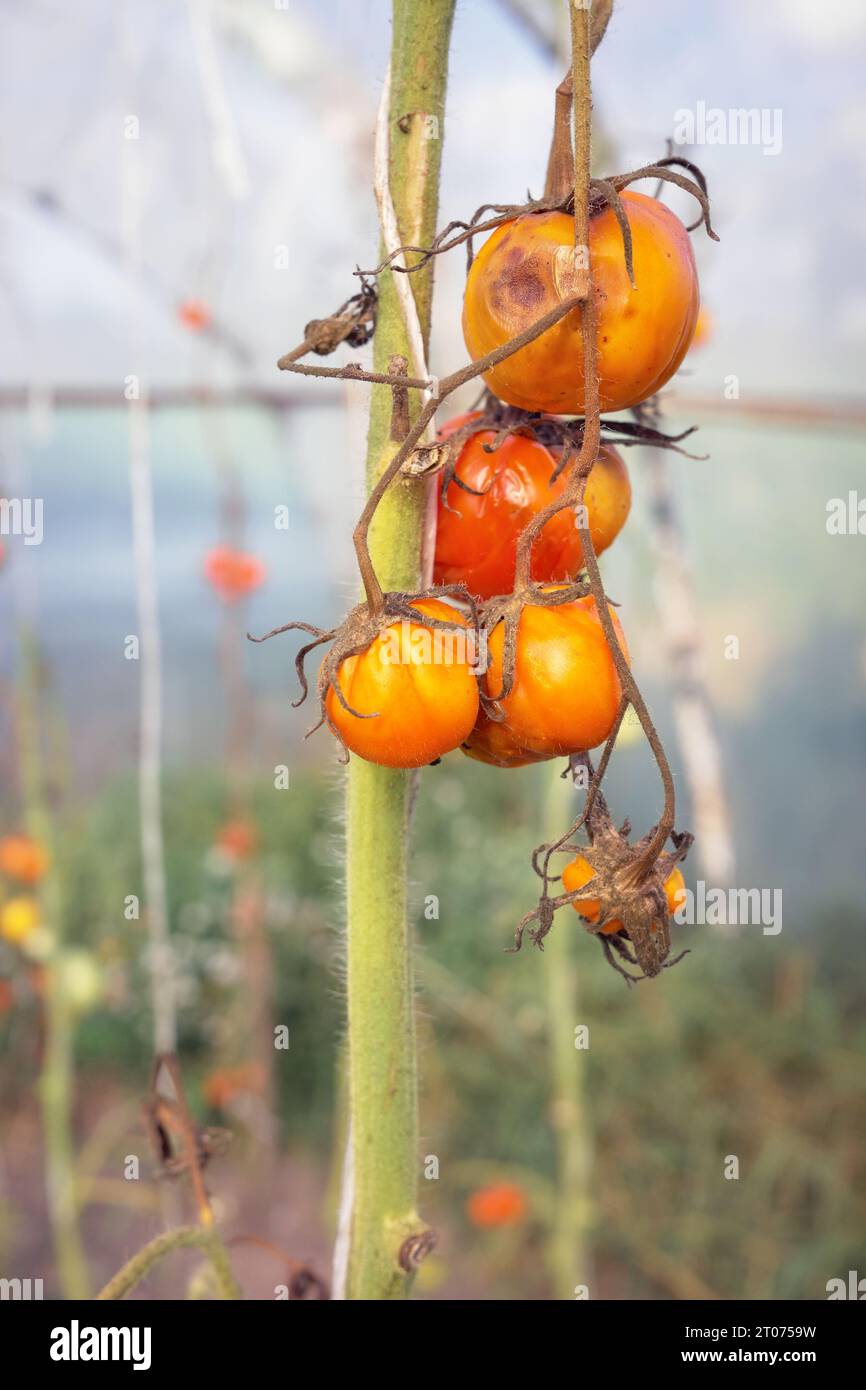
[324,598,479,768]
[462,706,551,769]
[462,191,699,414]
[562,855,686,934]
[433,422,630,600]
[484,592,627,756]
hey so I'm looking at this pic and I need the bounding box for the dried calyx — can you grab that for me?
[248,584,478,762]
[516,758,694,983]
[408,393,703,502]
[356,153,717,283]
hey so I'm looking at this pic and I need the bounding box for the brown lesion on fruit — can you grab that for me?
[497,260,546,313]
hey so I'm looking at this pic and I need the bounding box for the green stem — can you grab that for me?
[96,1225,239,1301]
[17,631,91,1299]
[344,0,455,1301]
[541,770,593,1300]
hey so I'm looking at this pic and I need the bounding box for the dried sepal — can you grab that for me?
[514,766,693,982]
[248,584,480,763]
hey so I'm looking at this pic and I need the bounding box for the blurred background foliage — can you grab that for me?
[2,754,863,1298]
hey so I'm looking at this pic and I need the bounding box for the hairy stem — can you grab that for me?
[541,769,593,1300]
[344,0,455,1301]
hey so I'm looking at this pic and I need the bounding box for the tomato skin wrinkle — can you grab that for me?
[434,423,630,602]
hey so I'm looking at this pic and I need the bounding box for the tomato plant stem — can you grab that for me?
[541,769,593,1299]
[344,0,455,1301]
[96,1225,239,1301]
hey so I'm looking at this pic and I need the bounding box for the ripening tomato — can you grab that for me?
[204,546,266,602]
[462,191,699,415]
[214,820,258,862]
[324,598,479,768]
[485,592,627,756]
[177,298,211,332]
[0,834,49,885]
[466,1181,528,1228]
[562,855,686,934]
[433,422,630,600]
[462,706,551,769]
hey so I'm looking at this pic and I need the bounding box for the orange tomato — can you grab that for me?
[215,820,258,861]
[484,592,627,756]
[177,298,211,332]
[463,191,699,414]
[462,707,551,769]
[433,422,630,600]
[0,834,49,885]
[324,599,479,768]
[203,1061,265,1109]
[466,1181,528,1228]
[562,855,686,934]
[204,546,266,601]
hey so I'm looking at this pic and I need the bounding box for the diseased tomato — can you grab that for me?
[484,591,627,756]
[462,191,699,414]
[562,855,686,934]
[462,706,551,769]
[324,598,479,769]
[433,420,630,600]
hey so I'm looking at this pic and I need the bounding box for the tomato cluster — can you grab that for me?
[307,190,700,774]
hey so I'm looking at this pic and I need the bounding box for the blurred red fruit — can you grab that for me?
[0,834,50,884]
[204,546,266,601]
[203,1061,265,1109]
[466,1181,528,1228]
[215,820,258,862]
[177,298,211,332]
